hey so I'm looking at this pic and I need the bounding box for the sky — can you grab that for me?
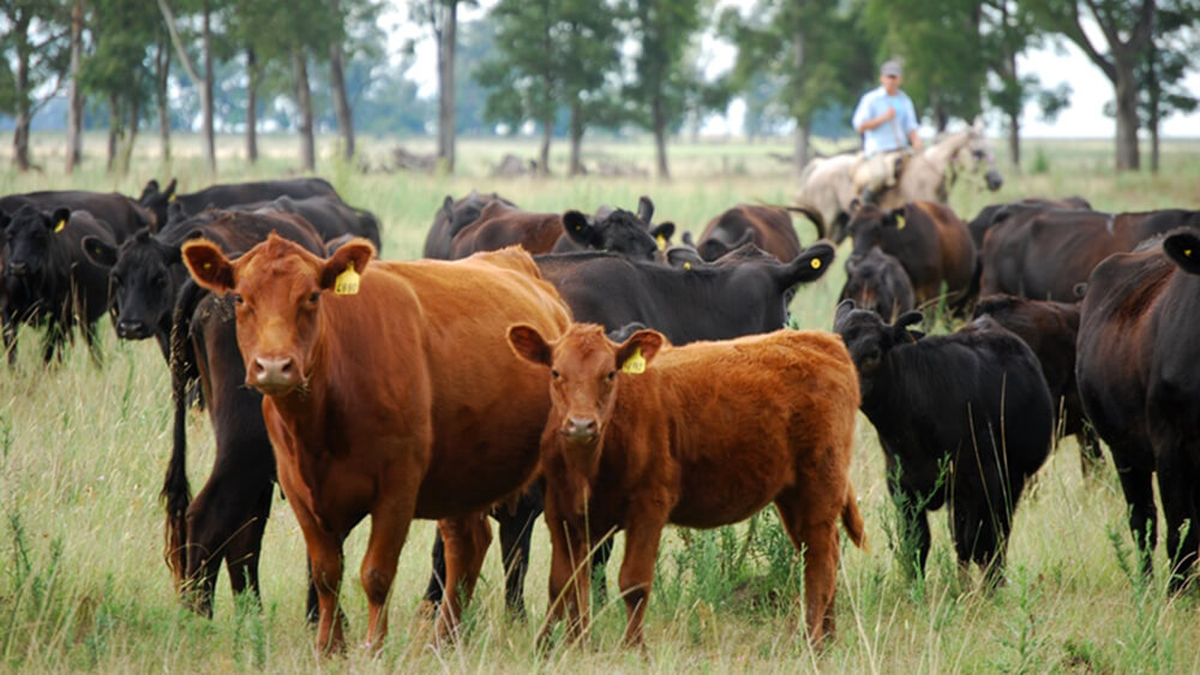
[383,1,1200,140]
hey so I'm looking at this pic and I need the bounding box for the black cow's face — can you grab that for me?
[87,230,181,340]
[840,249,914,322]
[2,205,70,282]
[847,205,903,259]
[562,208,660,261]
[834,300,924,388]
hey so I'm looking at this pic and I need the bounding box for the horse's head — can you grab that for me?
[958,119,1003,191]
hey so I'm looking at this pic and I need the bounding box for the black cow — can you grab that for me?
[137,177,339,229]
[1,190,155,237]
[549,196,675,257]
[1,206,118,364]
[834,301,1052,585]
[231,195,382,249]
[973,295,1102,475]
[966,197,1092,249]
[81,210,334,361]
[839,246,915,322]
[161,218,327,618]
[1076,230,1200,591]
[422,241,838,615]
[423,191,516,259]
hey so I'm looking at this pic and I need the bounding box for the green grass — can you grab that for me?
[2,132,1200,672]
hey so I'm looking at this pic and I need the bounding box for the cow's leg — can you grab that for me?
[539,508,591,649]
[289,503,347,654]
[775,488,841,644]
[418,531,446,619]
[1155,451,1199,594]
[1078,427,1104,478]
[81,318,102,367]
[221,481,273,607]
[360,491,418,652]
[494,488,542,618]
[1112,451,1157,578]
[616,511,666,648]
[434,513,491,643]
[591,537,616,607]
[2,314,16,366]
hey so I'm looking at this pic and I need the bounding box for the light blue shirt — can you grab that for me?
[851,86,919,157]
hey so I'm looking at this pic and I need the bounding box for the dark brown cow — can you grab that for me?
[1077,230,1200,591]
[846,201,977,312]
[691,204,824,262]
[839,246,915,322]
[182,237,571,652]
[448,201,564,258]
[980,208,1200,301]
[967,196,1092,249]
[973,295,1102,475]
[509,324,864,647]
[424,191,516,259]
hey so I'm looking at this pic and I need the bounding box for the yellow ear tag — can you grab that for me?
[1186,249,1194,257]
[203,262,212,269]
[656,234,667,251]
[621,348,646,374]
[334,262,360,296]
[168,193,177,203]
[810,258,822,270]
[683,262,692,271]
[54,219,66,233]
[895,214,907,229]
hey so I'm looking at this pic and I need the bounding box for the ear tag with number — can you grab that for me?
[895,214,907,230]
[334,262,360,296]
[54,219,66,233]
[655,234,667,251]
[621,348,646,374]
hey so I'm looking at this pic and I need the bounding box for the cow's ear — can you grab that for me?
[1164,231,1200,275]
[681,231,695,246]
[81,236,118,268]
[182,239,236,294]
[49,208,71,233]
[0,208,10,231]
[698,239,730,262]
[615,328,665,374]
[892,310,925,342]
[650,221,674,249]
[779,241,835,286]
[666,246,703,269]
[164,178,178,200]
[637,195,655,224]
[884,207,908,230]
[833,298,857,327]
[562,211,600,247]
[320,238,375,292]
[441,195,454,218]
[508,324,553,367]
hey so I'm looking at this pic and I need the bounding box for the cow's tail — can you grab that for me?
[842,481,868,551]
[783,202,827,241]
[161,278,205,588]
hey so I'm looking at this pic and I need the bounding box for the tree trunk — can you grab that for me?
[437,0,458,173]
[201,0,216,174]
[12,13,31,172]
[1008,109,1021,171]
[246,47,258,163]
[107,95,120,173]
[156,31,171,163]
[568,101,584,176]
[653,94,669,179]
[1113,61,1140,171]
[119,96,139,175]
[294,50,316,171]
[793,118,809,175]
[538,115,552,177]
[329,41,354,160]
[66,0,84,173]
[1147,43,1159,174]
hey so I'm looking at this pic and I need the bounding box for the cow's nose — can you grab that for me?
[9,262,27,276]
[117,319,148,339]
[252,356,295,387]
[564,417,598,439]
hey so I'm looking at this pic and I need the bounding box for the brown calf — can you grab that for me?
[509,324,865,647]
[182,235,571,653]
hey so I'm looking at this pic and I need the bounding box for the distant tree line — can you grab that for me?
[0,0,1196,176]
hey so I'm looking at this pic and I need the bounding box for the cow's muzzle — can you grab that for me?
[248,355,301,395]
[116,319,151,340]
[560,417,599,442]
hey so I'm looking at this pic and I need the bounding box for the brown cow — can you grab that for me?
[847,201,978,313]
[508,324,865,647]
[691,204,824,263]
[182,235,571,652]
[447,201,562,258]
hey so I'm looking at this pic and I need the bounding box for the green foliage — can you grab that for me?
[1029,146,1050,174]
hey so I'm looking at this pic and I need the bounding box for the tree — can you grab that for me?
[158,0,219,174]
[410,0,472,172]
[65,0,84,172]
[724,1,873,172]
[1032,0,1154,171]
[1,0,70,172]
[1139,0,1199,173]
[623,0,703,179]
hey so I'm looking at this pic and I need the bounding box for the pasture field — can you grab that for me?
[2,132,1200,673]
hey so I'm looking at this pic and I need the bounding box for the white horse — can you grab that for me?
[797,121,1004,242]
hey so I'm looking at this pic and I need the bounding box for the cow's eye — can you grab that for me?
[550,369,560,379]
[233,294,244,305]
[309,292,320,303]
[607,370,617,381]
[154,274,167,287]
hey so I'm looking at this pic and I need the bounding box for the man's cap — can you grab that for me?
[881,60,902,77]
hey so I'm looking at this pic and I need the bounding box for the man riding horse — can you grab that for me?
[851,59,922,205]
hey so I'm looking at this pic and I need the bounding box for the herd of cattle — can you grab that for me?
[2,177,1199,652]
